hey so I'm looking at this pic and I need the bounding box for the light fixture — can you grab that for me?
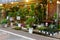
[0,4,3,6]
[11,2,14,4]
[57,1,60,4]
[26,0,28,2]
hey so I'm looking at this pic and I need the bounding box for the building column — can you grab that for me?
[48,0,57,20]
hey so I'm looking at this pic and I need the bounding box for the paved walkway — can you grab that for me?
[0,26,60,40]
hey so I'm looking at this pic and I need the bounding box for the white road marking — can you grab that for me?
[0,29,36,40]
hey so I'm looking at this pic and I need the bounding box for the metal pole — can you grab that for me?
[57,2,58,28]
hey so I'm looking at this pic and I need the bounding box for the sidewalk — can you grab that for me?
[0,26,60,40]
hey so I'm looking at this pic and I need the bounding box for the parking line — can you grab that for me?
[0,29,36,40]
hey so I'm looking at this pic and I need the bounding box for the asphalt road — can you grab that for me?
[0,27,60,40]
[0,30,35,40]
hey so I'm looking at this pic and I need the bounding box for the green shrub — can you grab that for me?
[25,25,31,29]
[53,12,57,19]
[14,26,21,30]
[26,17,35,24]
[38,26,46,30]
[1,19,7,24]
[26,16,36,28]
[58,24,60,30]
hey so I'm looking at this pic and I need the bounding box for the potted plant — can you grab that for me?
[25,4,36,34]
[29,4,37,29]
[53,12,57,22]
[37,26,46,33]
[58,24,60,33]
[46,23,58,36]
[8,12,14,21]
[16,8,26,27]
[13,26,21,30]
[1,19,8,27]
[16,9,21,20]
[26,16,35,34]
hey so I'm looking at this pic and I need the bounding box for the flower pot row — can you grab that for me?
[1,18,60,36]
[7,16,21,21]
[1,21,60,36]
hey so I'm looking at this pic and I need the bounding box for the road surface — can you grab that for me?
[0,29,59,40]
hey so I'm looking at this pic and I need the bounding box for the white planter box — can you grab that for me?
[41,23,44,26]
[50,34,53,36]
[10,23,13,26]
[59,31,60,33]
[42,31,45,34]
[4,24,7,27]
[45,22,48,26]
[16,16,20,20]
[29,28,33,34]
[18,23,21,27]
[7,16,9,20]
[22,27,27,30]
[37,25,41,28]
[10,17,13,21]
[39,31,41,32]
[46,32,49,34]
[53,33,56,36]
[55,19,57,22]
[54,33,57,35]
[37,24,44,28]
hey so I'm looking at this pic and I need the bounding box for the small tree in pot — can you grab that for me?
[1,19,8,27]
[26,16,36,34]
[26,4,35,33]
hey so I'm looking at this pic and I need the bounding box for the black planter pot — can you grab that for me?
[32,25,37,29]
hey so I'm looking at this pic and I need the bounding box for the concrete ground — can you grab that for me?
[0,31,29,40]
[0,26,60,40]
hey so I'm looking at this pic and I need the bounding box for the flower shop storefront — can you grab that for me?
[0,0,60,36]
